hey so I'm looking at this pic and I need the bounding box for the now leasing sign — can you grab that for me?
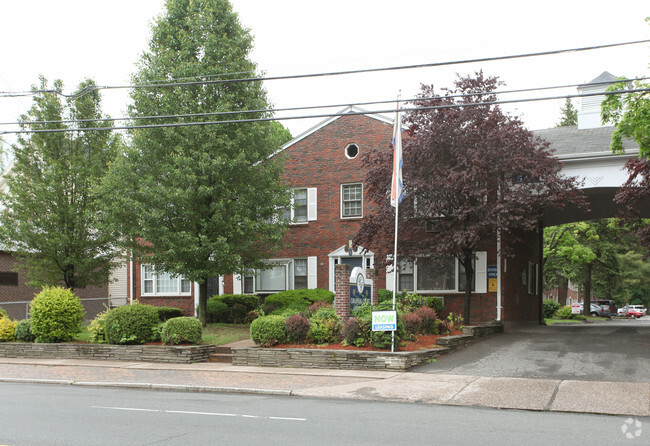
[372,311,397,332]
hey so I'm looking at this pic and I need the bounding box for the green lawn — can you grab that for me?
[545,316,609,325]
[74,322,251,346]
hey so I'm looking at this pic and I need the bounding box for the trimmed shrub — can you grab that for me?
[556,306,574,320]
[15,319,35,342]
[229,303,248,324]
[285,314,310,344]
[250,315,287,347]
[29,286,85,343]
[0,317,17,342]
[207,299,229,323]
[211,294,259,313]
[88,309,111,344]
[161,317,203,345]
[416,307,438,334]
[104,302,160,345]
[543,299,562,319]
[401,313,422,341]
[260,302,278,315]
[265,289,334,312]
[155,306,185,322]
[308,306,342,344]
[342,317,370,347]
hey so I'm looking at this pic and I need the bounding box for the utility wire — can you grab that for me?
[2,76,646,129]
[1,39,648,99]
[3,87,648,136]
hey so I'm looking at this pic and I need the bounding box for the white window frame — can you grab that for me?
[387,252,487,294]
[283,187,317,224]
[242,257,317,294]
[341,182,363,219]
[141,264,191,296]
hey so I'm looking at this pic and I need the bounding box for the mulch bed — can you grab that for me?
[269,329,463,352]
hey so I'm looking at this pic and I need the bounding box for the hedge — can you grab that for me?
[104,302,160,345]
[160,317,203,345]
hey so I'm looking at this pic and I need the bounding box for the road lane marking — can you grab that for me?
[92,406,306,421]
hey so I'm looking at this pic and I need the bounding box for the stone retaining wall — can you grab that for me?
[233,321,504,371]
[0,343,216,364]
[232,346,449,371]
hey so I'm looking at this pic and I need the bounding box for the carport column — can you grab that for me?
[334,264,351,319]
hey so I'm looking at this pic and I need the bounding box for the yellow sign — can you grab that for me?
[488,278,497,292]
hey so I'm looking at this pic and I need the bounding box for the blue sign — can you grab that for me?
[487,265,498,279]
[350,285,371,312]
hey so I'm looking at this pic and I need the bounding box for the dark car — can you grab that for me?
[593,299,617,315]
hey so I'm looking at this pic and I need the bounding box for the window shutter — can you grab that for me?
[307,256,318,288]
[307,188,317,221]
[233,274,242,294]
[474,251,487,293]
[385,264,395,291]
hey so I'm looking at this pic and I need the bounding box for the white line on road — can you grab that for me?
[92,406,306,421]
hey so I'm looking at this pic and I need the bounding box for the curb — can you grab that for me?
[0,377,292,396]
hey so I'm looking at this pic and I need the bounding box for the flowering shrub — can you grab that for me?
[0,317,17,342]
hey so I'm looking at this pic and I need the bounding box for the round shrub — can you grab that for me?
[556,306,574,320]
[342,317,370,347]
[207,299,229,323]
[15,319,35,342]
[308,306,342,344]
[401,313,422,340]
[0,317,17,342]
[416,307,438,334]
[285,314,310,344]
[229,303,248,324]
[88,309,111,344]
[161,317,203,345]
[104,302,160,345]
[250,315,287,347]
[29,286,85,343]
[155,306,185,322]
[543,299,562,319]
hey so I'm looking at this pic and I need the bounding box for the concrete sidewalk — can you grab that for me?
[0,356,647,417]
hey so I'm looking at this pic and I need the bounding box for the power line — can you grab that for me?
[2,76,646,129]
[1,39,648,99]
[3,87,648,136]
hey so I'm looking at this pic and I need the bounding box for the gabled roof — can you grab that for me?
[579,71,618,89]
[533,125,638,159]
[274,106,393,157]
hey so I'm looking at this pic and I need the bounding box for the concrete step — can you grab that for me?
[208,352,233,363]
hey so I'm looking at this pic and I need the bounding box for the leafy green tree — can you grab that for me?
[101,0,290,325]
[556,98,578,127]
[0,77,121,290]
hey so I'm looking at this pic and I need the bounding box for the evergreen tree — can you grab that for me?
[556,97,578,127]
[101,0,290,325]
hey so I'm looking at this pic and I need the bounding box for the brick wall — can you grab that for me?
[0,251,109,320]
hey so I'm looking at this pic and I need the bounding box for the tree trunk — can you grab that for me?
[462,249,474,325]
[582,264,592,316]
[198,280,208,327]
[558,276,568,306]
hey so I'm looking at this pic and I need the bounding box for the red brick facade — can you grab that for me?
[0,251,110,320]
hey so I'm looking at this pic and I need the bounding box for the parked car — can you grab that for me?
[617,305,646,318]
[579,303,610,317]
[593,299,617,315]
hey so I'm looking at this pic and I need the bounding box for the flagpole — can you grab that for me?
[390,93,402,353]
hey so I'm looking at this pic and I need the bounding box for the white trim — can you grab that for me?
[140,264,192,296]
[307,188,317,221]
[345,143,360,159]
[233,274,242,294]
[340,182,363,219]
[307,256,318,288]
[327,245,374,292]
[475,251,487,293]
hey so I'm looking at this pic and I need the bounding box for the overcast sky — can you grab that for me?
[1,0,648,149]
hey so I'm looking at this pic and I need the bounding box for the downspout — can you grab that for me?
[496,227,502,321]
[129,257,134,305]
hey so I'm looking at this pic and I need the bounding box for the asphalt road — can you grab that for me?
[1,383,647,445]
[413,318,650,382]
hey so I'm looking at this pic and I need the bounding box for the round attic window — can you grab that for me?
[345,144,359,159]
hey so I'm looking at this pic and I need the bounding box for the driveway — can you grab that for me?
[412,318,650,382]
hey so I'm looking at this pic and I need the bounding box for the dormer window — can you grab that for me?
[345,144,359,159]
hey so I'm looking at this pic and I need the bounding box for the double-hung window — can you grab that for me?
[282,187,317,223]
[242,258,316,294]
[341,183,363,218]
[142,265,191,295]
